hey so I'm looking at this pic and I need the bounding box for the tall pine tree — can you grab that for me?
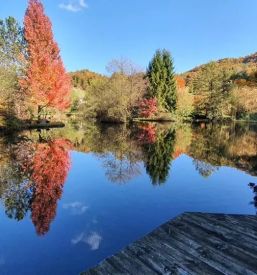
[147,49,177,113]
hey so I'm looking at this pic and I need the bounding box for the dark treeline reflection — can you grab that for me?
[1,121,257,236]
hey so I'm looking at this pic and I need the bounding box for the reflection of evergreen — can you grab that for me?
[143,128,175,185]
[249,183,257,214]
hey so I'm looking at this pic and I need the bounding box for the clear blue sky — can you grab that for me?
[1,0,257,74]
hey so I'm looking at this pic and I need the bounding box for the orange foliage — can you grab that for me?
[175,75,186,89]
[20,0,71,111]
[173,148,183,159]
[26,139,72,235]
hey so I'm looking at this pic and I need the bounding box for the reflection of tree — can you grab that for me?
[102,153,141,184]
[26,138,72,236]
[94,125,143,184]
[193,160,217,178]
[138,123,156,143]
[0,130,72,236]
[142,128,175,185]
[189,123,257,177]
[249,183,257,214]
[5,187,32,221]
[0,135,33,221]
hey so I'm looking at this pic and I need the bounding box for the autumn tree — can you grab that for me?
[192,62,233,119]
[231,84,257,119]
[86,58,147,122]
[21,0,71,120]
[176,88,194,119]
[175,75,186,89]
[106,58,147,118]
[147,49,177,113]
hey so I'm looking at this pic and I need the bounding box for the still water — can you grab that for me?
[0,122,256,275]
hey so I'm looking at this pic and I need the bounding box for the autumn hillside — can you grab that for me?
[182,52,257,81]
[69,52,257,86]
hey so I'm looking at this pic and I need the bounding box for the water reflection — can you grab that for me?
[0,130,72,236]
[1,121,257,237]
[71,232,102,250]
[249,182,257,214]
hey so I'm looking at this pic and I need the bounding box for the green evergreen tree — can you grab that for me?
[162,50,177,112]
[147,49,177,113]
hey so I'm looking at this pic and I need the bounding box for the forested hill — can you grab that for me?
[184,52,257,75]
[68,69,103,91]
[69,52,257,82]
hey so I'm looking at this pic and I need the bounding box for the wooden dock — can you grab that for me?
[82,212,257,275]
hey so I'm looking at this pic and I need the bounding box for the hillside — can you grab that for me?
[182,52,257,82]
[68,69,103,91]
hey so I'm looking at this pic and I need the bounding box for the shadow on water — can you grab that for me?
[0,121,257,236]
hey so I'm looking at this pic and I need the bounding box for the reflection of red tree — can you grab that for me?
[139,123,156,143]
[26,139,72,236]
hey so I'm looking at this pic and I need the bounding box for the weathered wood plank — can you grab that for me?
[181,213,257,255]
[152,226,232,275]
[142,232,223,275]
[82,213,257,275]
[111,248,159,274]
[162,221,256,274]
[127,238,191,275]
[191,213,257,239]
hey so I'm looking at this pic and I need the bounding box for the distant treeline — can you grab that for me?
[69,52,257,122]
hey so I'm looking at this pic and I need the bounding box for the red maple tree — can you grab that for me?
[20,0,71,118]
[25,138,72,235]
[138,98,158,118]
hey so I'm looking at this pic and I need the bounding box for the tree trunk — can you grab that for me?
[38,105,42,122]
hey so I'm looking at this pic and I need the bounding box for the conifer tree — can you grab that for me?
[162,50,177,112]
[146,49,177,113]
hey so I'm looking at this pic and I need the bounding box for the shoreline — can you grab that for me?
[0,122,65,132]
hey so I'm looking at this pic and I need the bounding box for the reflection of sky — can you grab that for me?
[71,232,102,250]
[0,255,4,266]
[0,151,256,275]
[63,202,88,215]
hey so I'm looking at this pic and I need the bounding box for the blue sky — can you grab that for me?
[1,0,257,74]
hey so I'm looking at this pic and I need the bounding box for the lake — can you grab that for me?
[0,121,256,275]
